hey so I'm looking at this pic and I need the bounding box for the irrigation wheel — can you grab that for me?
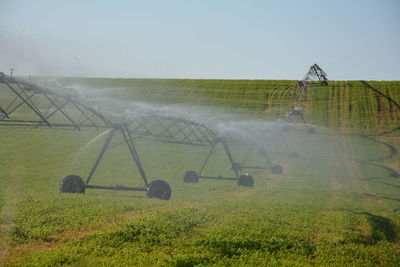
[237,174,254,187]
[59,175,86,193]
[183,171,199,183]
[147,180,172,200]
[271,165,283,174]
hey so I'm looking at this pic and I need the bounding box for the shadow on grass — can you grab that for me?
[369,180,400,189]
[347,210,397,243]
[360,178,400,190]
[362,193,400,203]
[358,161,400,178]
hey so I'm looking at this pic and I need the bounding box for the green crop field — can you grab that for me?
[1,78,400,266]
[54,78,400,132]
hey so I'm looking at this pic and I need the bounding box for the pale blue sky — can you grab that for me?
[0,0,399,80]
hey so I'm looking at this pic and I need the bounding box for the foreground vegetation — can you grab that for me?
[1,78,399,266]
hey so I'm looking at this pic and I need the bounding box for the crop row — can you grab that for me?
[55,78,400,133]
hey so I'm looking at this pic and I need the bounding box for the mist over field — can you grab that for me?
[1,73,400,265]
[1,0,400,265]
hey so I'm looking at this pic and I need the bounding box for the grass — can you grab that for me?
[1,78,400,266]
[53,78,400,133]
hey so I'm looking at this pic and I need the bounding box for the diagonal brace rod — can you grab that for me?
[121,124,149,187]
[86,129,115,184]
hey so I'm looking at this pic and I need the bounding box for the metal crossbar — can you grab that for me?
[1,72,251,198]
[124,115,219,147]
[0,72,113,129]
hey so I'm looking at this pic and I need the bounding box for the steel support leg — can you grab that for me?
[198,143,217,176]
[86,129,115,184]
[121,125,149,187]
[220,137,240,178]
[261,145,273,168]
[241,145,252,166]
[3,80,51,127]
[0,106,9,119]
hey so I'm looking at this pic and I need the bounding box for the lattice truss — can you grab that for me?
[0,72,227,148]
[0,72,281,193]
[284,64,328,125]
[125,116,221,147]
[0,72,112,129]
[83,116,242,188]
[0,68,304,200]
[298,63,328,88]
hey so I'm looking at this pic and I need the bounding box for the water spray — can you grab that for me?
[0,72,257,200]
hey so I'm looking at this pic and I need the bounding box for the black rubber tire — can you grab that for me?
[237,174,254,187]
[60,175,85,193]
[183,171,199,183]
[271,165,283,174]
[147,180,172,200]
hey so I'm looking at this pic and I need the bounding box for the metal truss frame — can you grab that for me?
[0,72,253,199]
[0,72,112,129]
[284,64,329,131]
[85,115,245,190]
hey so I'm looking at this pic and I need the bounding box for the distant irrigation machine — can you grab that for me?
[0,72,255,200]
[226,64,330,165]
[283,63,328,133]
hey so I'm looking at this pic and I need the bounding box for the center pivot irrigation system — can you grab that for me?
[0,72,256,200]
[284,63,328,133]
